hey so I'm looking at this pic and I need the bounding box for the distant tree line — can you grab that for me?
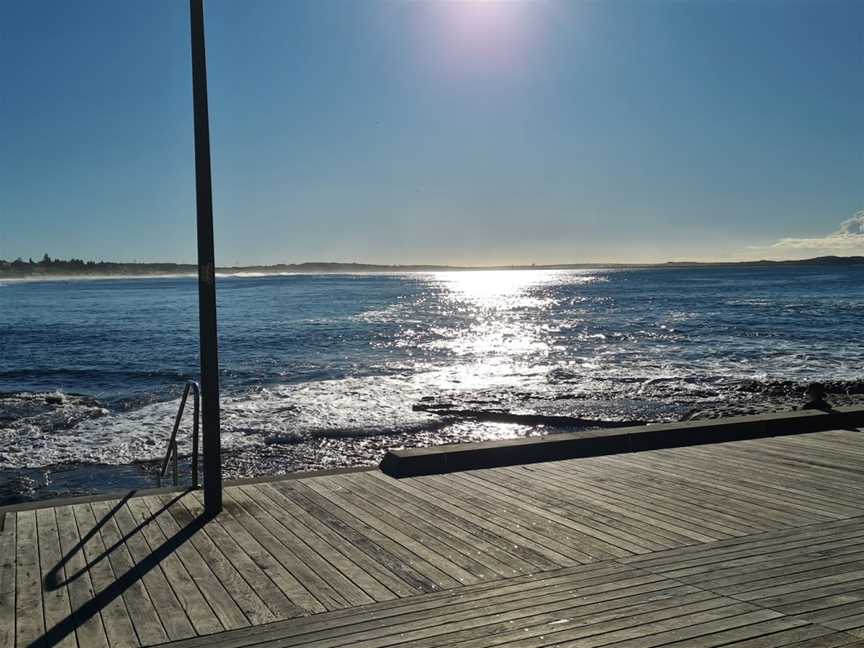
[2,254,89,269]
[0,255,196,277]
[1,254,862,278]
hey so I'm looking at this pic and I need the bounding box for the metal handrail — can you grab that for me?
[159,381,201,488]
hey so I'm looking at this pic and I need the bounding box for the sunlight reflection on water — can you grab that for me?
[422,269,599,360]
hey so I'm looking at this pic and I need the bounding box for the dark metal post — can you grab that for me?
[190,0,222,514]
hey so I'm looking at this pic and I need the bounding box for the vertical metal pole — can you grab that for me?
[190,0,222,514]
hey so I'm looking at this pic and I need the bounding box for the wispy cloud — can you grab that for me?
[752,211,864,257]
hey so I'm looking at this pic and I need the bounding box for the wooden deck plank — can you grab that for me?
[281,479,458,592]
[565,457,789,533]
[717,626,864,648]
[226,487,375,607]
[102,499,197,642]
[176,491,305,620]
[366,471,560,571]
[677,553,864,593]
[623,522,864,571]
[184,489,323,614]
[123,496,223,637]
[414,473,584,564]
[630,449,854,522]
[420,470,615,560]
[375,471,574,568]
[395,600,757,648]
[608,450,836,519]
[303,475,481,585]
[672,446,864,516]
[524,462,733,542]
[251,482,415,599]
[217,489,350,611]
[328,473,499,581]
[35,507,78,648]
[237,484,396,603]
[156,493,277,627]
[273,483,437,593]
[135,496,249,632]
[0,512,15,648]
[488,466,700,550]
[456,470,648,557]
[53,504,111,648]
[348,472,527,578]
[535,456,785,536]
[71,502,139,647]
[81,501,170,647]
[495,464,712,546]
[13,510,44,647]
[288,573,690,648]
[643,620,837,648]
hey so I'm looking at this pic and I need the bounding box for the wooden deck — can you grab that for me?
[2,427,863,647]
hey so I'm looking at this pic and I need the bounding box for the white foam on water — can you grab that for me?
[0,359,577,469]
[3,353,853,470]
[0,373,451,469]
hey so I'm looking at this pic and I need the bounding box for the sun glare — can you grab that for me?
[412,0,547,80]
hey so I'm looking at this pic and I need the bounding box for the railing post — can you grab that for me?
[172,441,179,486]
[190,0,222,514]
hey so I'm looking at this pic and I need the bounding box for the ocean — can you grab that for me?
[1,266,862,504]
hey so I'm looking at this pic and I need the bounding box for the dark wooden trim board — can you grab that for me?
[380,405,864,477]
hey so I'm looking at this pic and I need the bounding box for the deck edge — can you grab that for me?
[379,406,864,478]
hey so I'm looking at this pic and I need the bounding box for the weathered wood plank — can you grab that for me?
[102,499,197,642]
[367,471,559,570]
[176,491,304,620]
[13,511,44,647]
[251,482,415,599]
[347,472,524,579]
[237,484,394,603]
[34,507,76,648]
[227,487,374,607]
[303,475,479,586]
[277,480,450,593]
[527,461,744,541]
[53,504,110,648]
[185,489,325,614]
[85,501,169,646]
[487,466,698,550]
[451,469,644,556]
[218,489,349,610]
[124,496,223,636]
[0,512,15,648]
[157,493,275,627]
[136,496,249,632]
[4,428,863,648]
[327,473,496,581]
[70,502,139,647]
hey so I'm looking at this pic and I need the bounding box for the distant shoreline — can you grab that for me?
[1,255,863,280]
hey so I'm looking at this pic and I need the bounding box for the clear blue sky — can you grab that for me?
[1,0,862,265]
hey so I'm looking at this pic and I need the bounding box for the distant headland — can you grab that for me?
[1,253,863,279]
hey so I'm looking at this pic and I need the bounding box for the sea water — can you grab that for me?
[1,266,862,502]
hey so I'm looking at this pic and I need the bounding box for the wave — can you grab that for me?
[2,369,862,471]
[0,375,443,469]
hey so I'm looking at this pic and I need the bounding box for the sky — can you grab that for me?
[1,0,862,266]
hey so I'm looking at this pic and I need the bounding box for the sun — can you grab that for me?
[410,0,548,80]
